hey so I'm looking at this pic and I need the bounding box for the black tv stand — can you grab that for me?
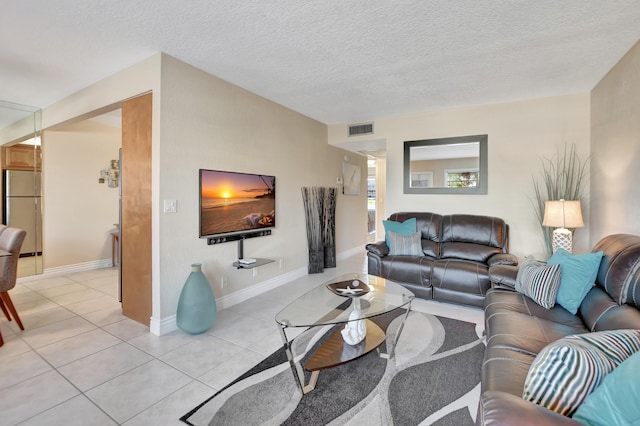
[206,230,274,269]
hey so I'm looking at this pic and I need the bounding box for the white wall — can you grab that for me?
[329,94,591,259]
[42,121,121,268]
[157,55,367,319]
[40,53,367,330]
[590,39,640,245]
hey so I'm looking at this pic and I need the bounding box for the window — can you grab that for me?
[367,177,376,198]
[411,172,433,188]
[445,169,479,188]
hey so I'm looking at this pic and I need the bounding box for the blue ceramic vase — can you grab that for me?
[176,263,217,334]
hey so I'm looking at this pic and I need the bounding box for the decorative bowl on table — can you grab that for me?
[326,279,370,297]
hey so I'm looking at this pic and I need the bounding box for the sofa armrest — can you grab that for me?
[487,253,518,267]
[477,391,580,426]
[488,264,518,290]
[365,241,389,257]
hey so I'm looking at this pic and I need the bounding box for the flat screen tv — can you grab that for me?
[199,169,276,238]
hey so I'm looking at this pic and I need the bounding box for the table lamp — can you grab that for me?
[542,199,584,253]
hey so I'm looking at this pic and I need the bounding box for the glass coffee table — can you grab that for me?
[275,273,414,394]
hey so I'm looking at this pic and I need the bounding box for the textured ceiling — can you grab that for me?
[2,1,640,126]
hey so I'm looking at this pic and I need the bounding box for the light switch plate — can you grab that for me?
[164,199,177,213]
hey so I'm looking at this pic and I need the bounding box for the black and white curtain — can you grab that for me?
[301,186,337,274]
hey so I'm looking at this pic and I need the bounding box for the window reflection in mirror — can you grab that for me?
[404,134,487,194]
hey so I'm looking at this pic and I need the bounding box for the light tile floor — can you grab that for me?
[0,253,485,425]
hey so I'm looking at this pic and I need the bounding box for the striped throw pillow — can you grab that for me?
[523,329,640,416]
[515,260,561,309]
[388,230,423,256]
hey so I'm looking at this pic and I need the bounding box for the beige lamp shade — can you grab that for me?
[542,200,584,229]
[542,199,584,253]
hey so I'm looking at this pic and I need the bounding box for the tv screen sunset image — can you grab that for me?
[200,170,275,237]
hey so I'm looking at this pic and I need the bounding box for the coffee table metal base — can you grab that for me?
[301,319,385,393]
[278,302,412,394]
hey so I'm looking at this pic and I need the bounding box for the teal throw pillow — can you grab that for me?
[515,260,561,309]
[382,217,417,248]
[547,248,604,315]
[572,350,640,425]
[388,231,423,256]
[523,329,640,417]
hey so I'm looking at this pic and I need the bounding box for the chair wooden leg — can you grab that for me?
[0,296,10,321]
[0,328,4,347]
[0,292,24,330]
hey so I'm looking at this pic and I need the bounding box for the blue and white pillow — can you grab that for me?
[388,231,423,256]
[515,260,561,309]
[523,329,640,417]
[382,217,417,247]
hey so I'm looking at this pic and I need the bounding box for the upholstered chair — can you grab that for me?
[0,227,27,332]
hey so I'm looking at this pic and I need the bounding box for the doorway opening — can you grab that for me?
[367,158,377,242]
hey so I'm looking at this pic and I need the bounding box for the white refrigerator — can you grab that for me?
[4,170,43,256]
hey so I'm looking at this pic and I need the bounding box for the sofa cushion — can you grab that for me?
[388,231,423,256]
[579,286,640,332]
[440,242,502,262]
[522,329,640,416]
[481,346,536,395]
[547,248,603,315]
[592,233,640,309]
[441,214,507,249]
[431,259,490,297]
[382,217,416,247]
[515,261,561,309]
[377,255,434,288]
[485,289,588,332]
[572,350,640,425]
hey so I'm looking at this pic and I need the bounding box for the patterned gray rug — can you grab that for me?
[181,311,485,425]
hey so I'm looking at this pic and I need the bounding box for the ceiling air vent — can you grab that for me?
[348,122,374,137]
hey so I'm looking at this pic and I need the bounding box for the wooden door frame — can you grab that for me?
[120,93,152,325]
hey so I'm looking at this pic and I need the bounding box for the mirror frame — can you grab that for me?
[403,134,488,195]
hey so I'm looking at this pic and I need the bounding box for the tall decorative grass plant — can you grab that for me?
[532,143,589,255]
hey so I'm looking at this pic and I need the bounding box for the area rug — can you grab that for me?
[181,310,485,426]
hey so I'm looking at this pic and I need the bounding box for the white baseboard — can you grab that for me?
[150,266,308,336]
[27,248,365,336]
[150,314,176,336]
[217,265,308,310]
[18,258,114,283]
[153,246,364,336]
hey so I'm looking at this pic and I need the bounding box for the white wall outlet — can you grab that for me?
[163,199,177,213]
[279,258,283,269]
[220,276,226,288]
[336,176,343,184]
[252,268,258,277]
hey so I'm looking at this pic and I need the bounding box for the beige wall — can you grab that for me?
[329,93,591,258]
[43,121,121,267]
[157,55,367,318]
[590,39,640,245]
[41,53,367,330]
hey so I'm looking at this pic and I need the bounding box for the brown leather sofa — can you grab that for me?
[478,233,640,425]
[366,212,517,307]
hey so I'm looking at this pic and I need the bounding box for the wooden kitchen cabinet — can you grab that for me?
[2,144,42,171]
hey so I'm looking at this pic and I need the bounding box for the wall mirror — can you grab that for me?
[403,134,487,194]
[0,100,43,277]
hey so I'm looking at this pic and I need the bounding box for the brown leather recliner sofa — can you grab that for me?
[366,212,517,307]
[478,233,640,425]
